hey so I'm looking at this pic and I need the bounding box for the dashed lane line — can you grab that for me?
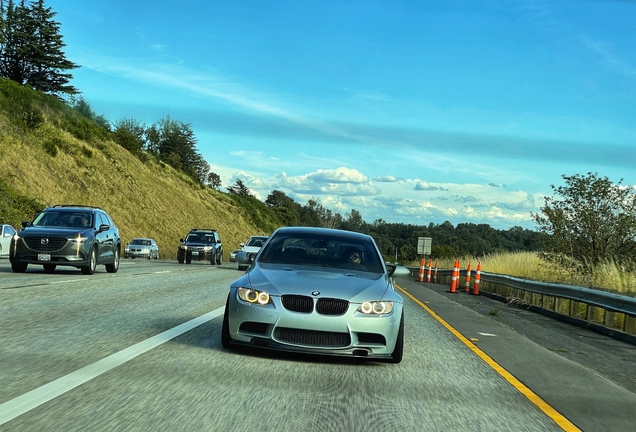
[0,307,224,426]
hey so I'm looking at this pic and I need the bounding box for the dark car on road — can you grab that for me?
[9,205,121,275]
[177,228,223,265]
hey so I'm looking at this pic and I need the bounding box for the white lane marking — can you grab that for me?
[478,332,497,337]
[0,307,224,426]
[153,271,172,274]
[50,279,88,285]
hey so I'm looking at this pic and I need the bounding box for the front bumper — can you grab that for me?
[125,250,151,258]
[11,248,91,267]
[226,290,402,359]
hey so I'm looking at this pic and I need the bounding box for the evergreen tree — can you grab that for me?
[227,179,252,196]
[0,0,78,95]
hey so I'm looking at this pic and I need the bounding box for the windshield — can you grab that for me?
[131,239,151,246]
[258,232,383,273]
[246,237,267,247]
[186,233,215,243]
[32,211,93,228]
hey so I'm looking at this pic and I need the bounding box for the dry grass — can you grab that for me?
[0,117,266,260]
[417,252,636,294]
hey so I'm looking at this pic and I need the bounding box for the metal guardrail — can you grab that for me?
[428,269,636,317]
[407,267,636,341]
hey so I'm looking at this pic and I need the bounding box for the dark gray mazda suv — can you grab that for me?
[10,205,121,275]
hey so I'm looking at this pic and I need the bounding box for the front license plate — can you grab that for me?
[38,253,51,261]
[191,251,199,256]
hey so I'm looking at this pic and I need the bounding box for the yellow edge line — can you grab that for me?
[396,284,581,432]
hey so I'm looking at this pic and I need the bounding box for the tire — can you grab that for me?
[178,255,184,264]
[388,311,404,364]
[216,253,222,265]
[221,296,234,349]
[186,257,192,264]
[43,264,57,273]
[238,265,245,272]
[106,247,120,273]
[11,262,28,273]
[81,247,97,275]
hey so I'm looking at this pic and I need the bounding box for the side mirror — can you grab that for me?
[21,221,30,228]
[386,263,397,277]
[98,224,109,232]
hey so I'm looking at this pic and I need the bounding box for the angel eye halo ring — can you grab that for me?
[358,301,394,315]
[237,287,271,305]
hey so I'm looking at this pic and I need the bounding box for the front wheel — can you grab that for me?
[387,311,404,364]
[11,262,28,273]
[221,296,234,349]
[81,247,97,275]
[216,253,222,265]
[43,264,57,273]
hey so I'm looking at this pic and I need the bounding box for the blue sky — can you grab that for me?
[47,0,636,230]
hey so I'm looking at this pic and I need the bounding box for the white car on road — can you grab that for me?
[0,224,16,258]
[236,235,268,271]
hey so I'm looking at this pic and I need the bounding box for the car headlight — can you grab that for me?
[237,287,271,305]
[180,245,188,251]
[203,246,212,251]
[358,301,394,315]
[70,235,88,244]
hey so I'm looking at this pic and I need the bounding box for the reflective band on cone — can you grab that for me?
[426,260,432,283]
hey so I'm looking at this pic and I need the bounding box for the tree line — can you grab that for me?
[3,1,635,271]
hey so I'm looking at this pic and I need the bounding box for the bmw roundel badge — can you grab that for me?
[311,290,320,296]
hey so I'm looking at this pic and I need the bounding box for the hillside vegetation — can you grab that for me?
[0,78,274,259]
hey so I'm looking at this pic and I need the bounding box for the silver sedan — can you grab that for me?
[222,226,404,363]
[124,238,159,259]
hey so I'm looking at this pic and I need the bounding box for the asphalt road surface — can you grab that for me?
[0,258,634,431]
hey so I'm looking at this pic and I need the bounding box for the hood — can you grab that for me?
[21,226,93,237]
[242,264,394,303]
[242,245,261,253]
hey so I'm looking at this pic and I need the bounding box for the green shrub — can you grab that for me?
[42,138,59,156]
[81,146,93,157]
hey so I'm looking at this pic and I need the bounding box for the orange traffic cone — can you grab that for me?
[470,262,481,295]
[448,259,459,293]
[417,257,425,282]
[433,260,438,283]
[463,262,472,293]
[426,260,432,283]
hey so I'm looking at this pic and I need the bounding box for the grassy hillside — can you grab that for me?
[0,78,278,259]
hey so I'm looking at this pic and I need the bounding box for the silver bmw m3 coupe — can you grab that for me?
[222,226,404,363]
